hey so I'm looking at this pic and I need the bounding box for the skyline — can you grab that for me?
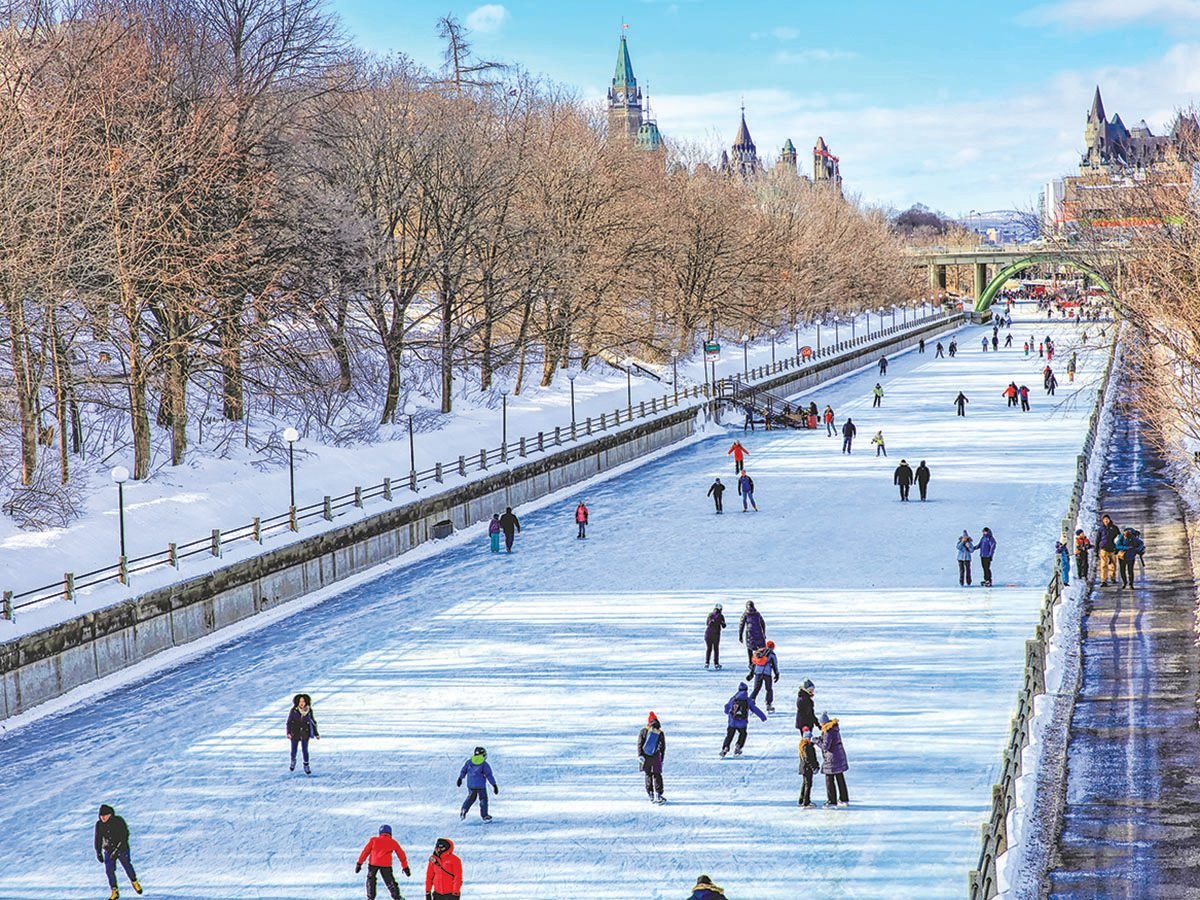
[329,0,1200,215]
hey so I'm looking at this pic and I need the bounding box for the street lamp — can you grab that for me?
[670,350,679,403]
[282,427,299,508]
[403,403,417,488]
[568,372,577,426]
[769,328,777,365]
[795,324,801,356]
[851,317,856,340]
[624,357,633,414]
[835,319,839,344]
[816,322,821,351]
[110,465,129,560]
[741,333,749,378]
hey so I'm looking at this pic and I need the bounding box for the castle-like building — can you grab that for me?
[606,35,842,192]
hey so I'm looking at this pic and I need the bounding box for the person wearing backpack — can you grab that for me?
[1115,527,1145,588]
[638,712,667,804]
[1074,529,1092,579]
[424,837,463,900]
[721,682,767,758]
[457,747,498,821]
[746,641,779,712]
[705,603,726,670]
[487,514,501,553]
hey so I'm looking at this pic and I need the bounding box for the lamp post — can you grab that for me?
[851,317,856,340]
[403,402,417,488]
[110,465,129,560]
[769,328,777,365]
[795,324,801,356]
[282,427,299,509]
[501,389,509,457]
[670,350,679,403]
[568,373,577,427]
[741,333,749,378]
[816,322,821,351]
[624,357,633,414]
[835,320,839,344]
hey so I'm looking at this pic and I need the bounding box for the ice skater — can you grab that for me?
[458,746,499,821]
[575,500,589,539]
[878,355,888,375]
[705,603,726,669]
[638,712,667,804]
[499,507,520,553]
[488,513,501,552]
[727,440,749,473]
[354,825,410,900]
[872,383,884,408]
[841,418,857,454]
[287,693,319,775]
[915,460,931,501]
[689,875,727,899]
[893,459,913,501]
[95,805,141,900]
[746,640,780,712]
[739,600,766,666]
[815,712,850,806]
[978,527,996,587]
[795,679,819,734]
[798,728,820,807]
[957,530,976,586]
[954,392,969,416]
[737,470,757,511]
[424,838,463,900]
[707,477,725,514]
[720,682,767,757]
[871,430,887,457]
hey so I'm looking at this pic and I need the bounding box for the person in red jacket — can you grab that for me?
[425,837,463,900]
[355,825,411,900]
[575,501,589,539]
[727,440,748,473]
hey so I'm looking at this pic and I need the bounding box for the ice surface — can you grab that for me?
[0,321,1104,899]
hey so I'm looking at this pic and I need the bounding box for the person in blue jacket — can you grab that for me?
[977,527,997,587]
[721,682,767,758]
[457,746,499,821]
[689,874,727,898]
[1115,527,1145,589]
[738,601,766,666]
[956,531,976,586]
[1055,540,1071,587]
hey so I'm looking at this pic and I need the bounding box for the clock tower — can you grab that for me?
[607,34,643,144]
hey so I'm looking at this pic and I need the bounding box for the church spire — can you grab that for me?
[613,34,637,90]
[607,33,643,143]
[1088,86,1105,123]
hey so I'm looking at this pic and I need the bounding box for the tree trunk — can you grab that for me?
[380,335,401,425]
[5,292,38,485]
[440,274,454,413]
[220,296,245,421]
[168,343,188,466]
[49,307,70,484]
[127,320,151,479]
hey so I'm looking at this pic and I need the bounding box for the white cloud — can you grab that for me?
[1024,0,1200,27]
[773,48,859,64]
[466,4,508,33]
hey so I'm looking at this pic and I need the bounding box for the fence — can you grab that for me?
[967,333,1119,898]
[1,309,959,623]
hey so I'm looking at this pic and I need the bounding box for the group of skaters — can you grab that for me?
[955,527,999,587]
[699,600,850,806]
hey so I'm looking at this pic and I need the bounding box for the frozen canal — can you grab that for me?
[0,321,1108,899]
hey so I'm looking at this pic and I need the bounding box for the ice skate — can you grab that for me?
[655,794,666,805]
[109,890,119,900]
[481,814,493,822]
[132,882,143,895]
[303,762,311,775]
[733,748,743,756]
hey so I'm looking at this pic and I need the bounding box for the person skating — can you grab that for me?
[457,747,499,821]
[1093,513,1121,586]
[795,679,819,734]
[499,507,520,553]
[954,392,969,416]
[893,459,913,501]
[978,527,996,587]
[1067,353,1077,382]
[727,440,749,474]
[575,500,589,539]
[689,875,727,899]
[1023,340,1030,358]
[871,430,887,458]
[815,712,850,806]
[957,530,976,586]
[872,383,884,408]
[354,825,410,900]
[1046,370,1058,396]
[919,337,926,353]
[1002,383,1017,408]
[878,356,888,376]
[991,334,999,351]
[841,418,857,454]
[286,693,320,775]
[1018,384,1031,412]
[1074,529,1092,579]
[948,339,957,357]
[95,805,141,899]
[1055,539,1071,587]
[707,477,726,514]
[935,341,945,358]
[425,837,463,900]
[721,682,767,757]
[705,603,726,669]
[739,601,766,666]
[798,727,820,808]
[746,640,780,711]
[737,471,757,511]
[915,461,931,501]
[488,513,501,553]
[638,712,667,804]
[823,405,835,436]
[981,336,988,353]
[1005,333,1013,348]
[1115,527,1144,588]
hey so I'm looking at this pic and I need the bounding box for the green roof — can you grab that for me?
[635,121,662,151]
[613,35,637,89]
[782,138,796,152]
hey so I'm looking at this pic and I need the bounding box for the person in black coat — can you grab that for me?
[893,460,914,501]
[95,804,141,898]
[795,680,819,733]
[706,478,725,514]
[287,693,320,774]
[954,392,968,416]
[915,461,931,501]
[637,712,667,804]
[704,603,726,669]
[499,507,520,552]
[841,418,857,454]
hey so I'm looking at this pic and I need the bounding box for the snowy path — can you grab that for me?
[0,322,1107,899]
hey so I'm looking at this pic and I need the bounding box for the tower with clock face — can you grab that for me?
[607,34,643,144]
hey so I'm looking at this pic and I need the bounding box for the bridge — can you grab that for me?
[906,245,1128,312]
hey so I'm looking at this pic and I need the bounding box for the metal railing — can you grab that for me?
[1,309,960,623]
[967,332,1119,898]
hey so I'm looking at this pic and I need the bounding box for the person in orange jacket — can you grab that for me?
[425,837,463,900]
[727,440,748,473]
[355,825,410,900]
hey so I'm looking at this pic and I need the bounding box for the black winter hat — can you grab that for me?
[98,804,114,817]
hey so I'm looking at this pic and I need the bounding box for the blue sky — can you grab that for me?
[329,0,1200,214]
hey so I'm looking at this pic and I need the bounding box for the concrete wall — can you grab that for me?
[0,313,965,722]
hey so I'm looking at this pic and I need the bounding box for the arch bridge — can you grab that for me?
[908,246,1126,313]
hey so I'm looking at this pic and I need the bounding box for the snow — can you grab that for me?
[0,315,1107,898]
[0,308,946,638]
